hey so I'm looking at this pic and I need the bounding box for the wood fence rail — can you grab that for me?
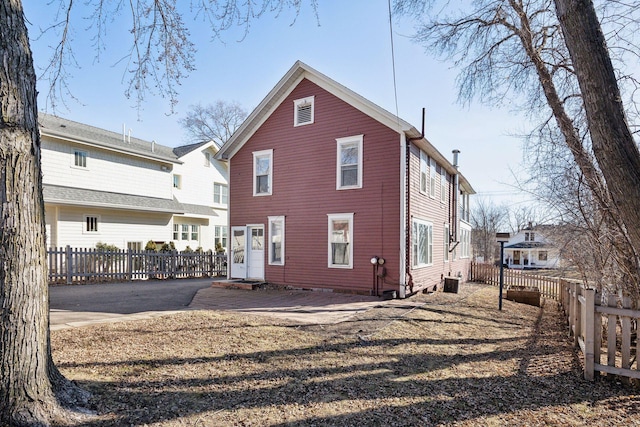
[47,246,227,285]
[471,262,639,382]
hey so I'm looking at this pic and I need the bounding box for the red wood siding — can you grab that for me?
[408,144,471,291]
[229,79,402,294]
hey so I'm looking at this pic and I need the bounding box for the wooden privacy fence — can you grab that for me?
[47,246,227,285]
[470,262,561,300]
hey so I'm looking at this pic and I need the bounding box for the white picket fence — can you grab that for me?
[47,246,227,284]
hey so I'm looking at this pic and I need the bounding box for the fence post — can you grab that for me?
[127,249,133,281]
[65,245,72,285]
[583,288,595,381]
[594,290,602,379]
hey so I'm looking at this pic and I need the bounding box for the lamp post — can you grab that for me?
[496,232,510,311]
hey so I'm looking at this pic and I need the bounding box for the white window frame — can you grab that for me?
[441,168,447,204]
[429,158,437,199]
[83,215,99,234]
[191,225,199,241]
[214,225,228,251]
[214,183,228,205]
[460,227,471,259]
[181,224,189,241]
[173,174,182,189]
[268,216,285,266]
[204,152,211,167]
[327,213,354,269]
[336,135,363,190]
[412,218,433,268]
[444,224,450,263]
[253,149,273,196]
[72,149,88,169]
[419,150,428,195]
[173,224,179,240]
[294,96,315,126]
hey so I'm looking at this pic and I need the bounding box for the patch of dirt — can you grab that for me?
[51,283,640,426]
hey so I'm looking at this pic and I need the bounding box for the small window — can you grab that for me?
[173,224,179,240]
[214,183,228,205]
[294,96,314,126]
[204,152,211,167]
[441,168,447,203]
[430,158,437,198]
[215,226,228,251]
[328,213,353,268]
[84,215,99,233]
[460,228,471,258]
[538,251,548,261]
[173,174,182,189]
[181,224,189,240]
[420,151,428,194]
[127,241,142,251]
[74,149,88,168]
[268,216,285,266]
[336,135,363,190]
[253,149,273,196]
[191,225,199,241]
[412,218,433,267]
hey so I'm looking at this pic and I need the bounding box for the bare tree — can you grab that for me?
[471,197,509,263]
[0,1,314,425]
[179,100,248,146]
[394,0,640,297]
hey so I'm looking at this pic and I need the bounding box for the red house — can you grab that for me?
[216,61,474,298]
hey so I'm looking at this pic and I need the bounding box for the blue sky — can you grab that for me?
[23,0,530,204]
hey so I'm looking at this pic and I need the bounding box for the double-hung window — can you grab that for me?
[460,228,471,258]
[214,183,228,205]
[74,149,88,168]
[336,135,363,190]
[412,218,433,267]
[214,226,228,250]
[268,216,285,265]
[420,150,428,194]
[253,149,273,196]
[429,158,437,198]
[441,168,447,203]
[328,213,353,268]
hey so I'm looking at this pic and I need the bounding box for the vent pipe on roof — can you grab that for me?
[123,124,126,143]
[128,129,132,144]
[151,140,155,153]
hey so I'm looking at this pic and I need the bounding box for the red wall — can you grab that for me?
[229,79,402,294]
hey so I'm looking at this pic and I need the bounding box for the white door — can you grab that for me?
[230,226,246,279]
[247,226,265,280]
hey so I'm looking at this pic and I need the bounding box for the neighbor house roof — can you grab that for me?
[173,141,218,158]
[39,113,181,164]
[215,60,474,194]
[505,242,554,249]
[43,184,185,214]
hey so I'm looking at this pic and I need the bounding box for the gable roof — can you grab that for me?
[38,113,181,164]
[216,60,474,194]
[173,140,219,158]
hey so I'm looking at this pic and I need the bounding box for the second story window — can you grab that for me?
[420,151,428,194]
[336,135,363,190]
[294,96,314,126]
[84,215,99,233]
[214,183,228,205]
[173,174,182,189]
[74,149,88,168]
[253,149,273,196]
[204,152,211,167]
[429,158,437,198]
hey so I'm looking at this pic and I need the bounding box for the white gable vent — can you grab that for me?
[294,96,314,126]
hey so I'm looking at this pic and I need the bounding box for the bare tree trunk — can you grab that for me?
[554,0,640,282]
[0,1,88,425]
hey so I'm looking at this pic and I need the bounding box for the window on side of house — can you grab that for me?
[429,158,437,198]
[441,168,447,204]
[73,149,88,168]
[214,183,228,205]
[294,96,314,126]
[336,135,363,190]
[83,215,99,233]
[412,218,433,267]
[328,213,353,268]
[191,225,199,241]
[460,228,471,258]
[215,226,228,251]
[204,152,211,167]
[253,149,273,196]
[268,216,285,266]
[444,224,450,262]
[420,150,428,194]
[173,224,179,240]
[538,251,547,261]
[173,174,182,189]
[181,224,189,240]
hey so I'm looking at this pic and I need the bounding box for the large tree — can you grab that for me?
[395,0,640,297]
[0,1,312,425]
[179,100,248,146]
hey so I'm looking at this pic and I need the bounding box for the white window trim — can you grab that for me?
[327,213,354,269]
[294,96,315,126]
[444,224,450,263]
[441,169,447,204]
[204,152,211,167]
[419,150,428,195]
[83,215,99,234]
[412,218,433,268]
[253,149,273,196]
[429,158,437,199]
[72,148,89,170]
[268,216,285,266]
[336,134,363,190]
[173,174,182,189]
[214,182,228,206]
[460,226,471,259]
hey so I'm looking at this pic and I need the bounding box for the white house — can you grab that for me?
[503,224,561,269]
[39,113,228,252]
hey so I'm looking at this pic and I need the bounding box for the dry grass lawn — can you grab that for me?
[51,283,640,426]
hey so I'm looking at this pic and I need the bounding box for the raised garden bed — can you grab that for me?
[506,286,541,307]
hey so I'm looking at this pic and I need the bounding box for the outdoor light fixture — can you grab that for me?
[496,232,511,311]
[377,257,385,265]
[370,256,379,265]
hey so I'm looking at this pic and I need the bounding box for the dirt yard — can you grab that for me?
[51,283,640,426]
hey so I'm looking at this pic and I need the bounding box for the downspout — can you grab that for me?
[404,108,426,295]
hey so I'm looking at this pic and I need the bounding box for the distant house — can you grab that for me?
[503,224,561,269]
[216,61,475,297]
[39,113,227,252]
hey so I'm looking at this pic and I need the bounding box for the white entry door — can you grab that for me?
[247,226,265,280]
[230,226,246,279]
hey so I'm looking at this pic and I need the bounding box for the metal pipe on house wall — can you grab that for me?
[451,149,461,246]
